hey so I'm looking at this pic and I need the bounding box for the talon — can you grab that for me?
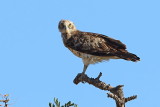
[79,73,86,83]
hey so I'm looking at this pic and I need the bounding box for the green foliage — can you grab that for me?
[49,98,78,107]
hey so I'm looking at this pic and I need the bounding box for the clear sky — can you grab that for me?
[0,0,160,107]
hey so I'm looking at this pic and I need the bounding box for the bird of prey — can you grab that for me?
[58,20,140,74]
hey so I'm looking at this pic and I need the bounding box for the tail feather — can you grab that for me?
[116,52,140,62]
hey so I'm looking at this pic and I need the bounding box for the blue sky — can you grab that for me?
[0,0,160,107]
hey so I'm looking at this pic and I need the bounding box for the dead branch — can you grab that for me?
[0,94,9,107]
[73,72,137,107]
[125,95,137,103]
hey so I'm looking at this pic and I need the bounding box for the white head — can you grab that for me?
[58,20,77,35]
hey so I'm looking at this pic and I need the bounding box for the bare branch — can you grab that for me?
[73,73,137,107]
[125,95,137,103]
[107,93,124,104]
[73,73,113,91]
[0,94,9,107]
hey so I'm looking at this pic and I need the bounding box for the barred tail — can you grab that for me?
[116,52,140,62]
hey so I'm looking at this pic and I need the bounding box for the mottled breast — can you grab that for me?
[68,47,118,64]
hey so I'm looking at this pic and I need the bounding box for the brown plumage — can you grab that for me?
[58,20,140,74]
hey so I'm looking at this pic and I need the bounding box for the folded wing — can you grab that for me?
[66,31,124,55]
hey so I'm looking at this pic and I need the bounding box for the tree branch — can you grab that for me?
[73,72,137,107]
[125,95,137,103]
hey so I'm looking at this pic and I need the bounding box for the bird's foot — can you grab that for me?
[79,73,86,83]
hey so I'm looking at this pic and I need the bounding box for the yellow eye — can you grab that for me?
[68,24,72,29]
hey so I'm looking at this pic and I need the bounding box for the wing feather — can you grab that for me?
[65,31,127,56]
[99,34,126,49]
